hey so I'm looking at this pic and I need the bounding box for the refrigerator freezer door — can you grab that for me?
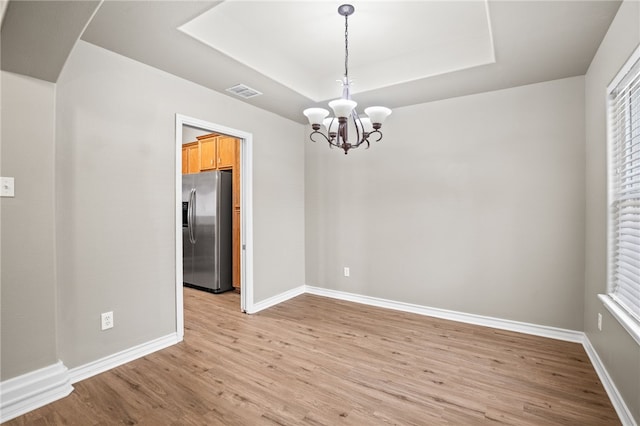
[192,171,218,291]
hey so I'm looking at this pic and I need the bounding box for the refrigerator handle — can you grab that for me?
[188,188,196,244]
[187,188,193,243]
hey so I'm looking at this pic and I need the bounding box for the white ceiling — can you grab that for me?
[1,1,622,123]
[178,1,495,101]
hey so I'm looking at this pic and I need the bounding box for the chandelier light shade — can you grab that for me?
[303,4,392,154]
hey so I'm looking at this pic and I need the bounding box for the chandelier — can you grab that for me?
[303,4,392,155]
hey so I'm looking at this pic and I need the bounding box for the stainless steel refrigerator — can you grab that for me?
[182,170,233,293]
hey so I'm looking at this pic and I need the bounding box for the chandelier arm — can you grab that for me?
[350,112,364,148]
[368,130,383,143]
[310,130,343,150]
[356,135,370,150]
[309,130,334,146]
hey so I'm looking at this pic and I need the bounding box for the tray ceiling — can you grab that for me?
[178,1,495,101]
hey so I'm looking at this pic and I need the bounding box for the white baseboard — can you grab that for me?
[68,333,179,384]
[0,361,73,423]
[0,333,180,422]
[247,285,305,314]
[582,335,637,426]
[305,285,584,343]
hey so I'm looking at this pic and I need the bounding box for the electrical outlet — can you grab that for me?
[597,313,602,331]
[1,177,15,197]
[101,311,114,330]
[344,267,350,277]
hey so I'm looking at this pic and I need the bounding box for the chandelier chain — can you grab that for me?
[344,14,349,79]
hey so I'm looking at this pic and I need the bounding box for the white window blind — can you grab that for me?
[607,45,640,327]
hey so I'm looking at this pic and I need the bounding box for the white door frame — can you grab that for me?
[174,114,254,340]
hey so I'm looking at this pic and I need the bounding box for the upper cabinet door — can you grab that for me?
[186,144,200,174]
[217,136,236,170]
[199,137,217,171]
[181,146,189,174]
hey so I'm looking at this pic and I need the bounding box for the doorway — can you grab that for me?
[174,114,254,341]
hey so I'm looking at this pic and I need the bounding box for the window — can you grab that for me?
[602,44,640,345]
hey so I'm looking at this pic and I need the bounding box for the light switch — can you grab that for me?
[1,177,15,197]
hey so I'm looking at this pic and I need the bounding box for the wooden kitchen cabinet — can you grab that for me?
[182,142,199,174]
[182,148,188,174]
[217,136,236,170]
[198,136,217,171]
[196,134,235,171]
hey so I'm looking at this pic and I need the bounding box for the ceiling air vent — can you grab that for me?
[226,84,262,99]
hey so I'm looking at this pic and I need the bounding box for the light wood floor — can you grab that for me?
[7,287,619,425]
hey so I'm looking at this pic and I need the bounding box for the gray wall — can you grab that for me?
[55,41,305,368]
[306,76,586,330]
[1,71,58,379]
[584,0,640,420]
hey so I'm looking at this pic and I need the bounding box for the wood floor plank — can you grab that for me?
[5,288,620,425]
